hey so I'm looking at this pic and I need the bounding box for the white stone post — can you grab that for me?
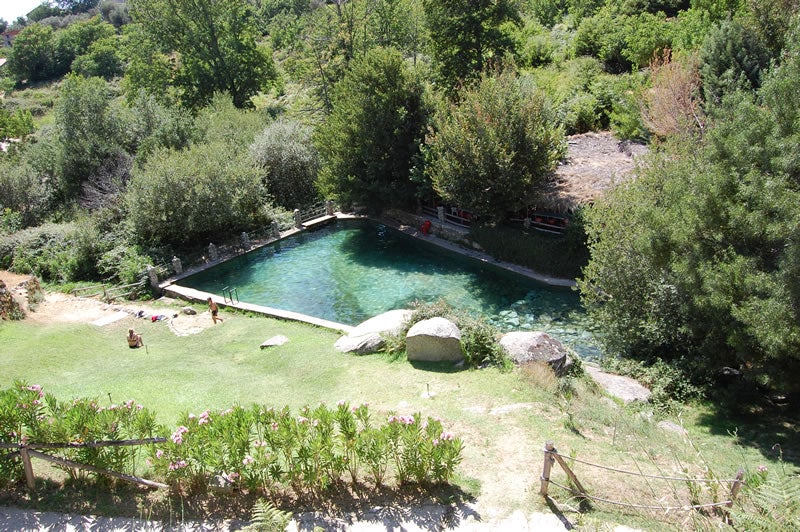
[171,256,183,275]
[146,265,158,288]
[208,243,219,262]
[294,209,303,228]
[240,232,251,250]
[325,200,334,216]
[437,206,445,223]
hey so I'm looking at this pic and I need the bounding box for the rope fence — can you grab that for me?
[4,437,168,491]
[539,441,745,514]
[545,450,742,483]
[547,479,734,511]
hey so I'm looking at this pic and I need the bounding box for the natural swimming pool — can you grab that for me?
[179,219,600,358]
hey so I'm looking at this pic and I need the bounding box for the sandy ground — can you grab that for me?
[2,271,214,337]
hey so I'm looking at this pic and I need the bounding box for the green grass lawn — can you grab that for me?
[1,297,797,529]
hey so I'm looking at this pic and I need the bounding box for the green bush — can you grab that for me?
[249,118,321,210]
[425,69,565,222]
[124,140,272,249]
[0,221,99,282]
[151,402,462,494]
[96,244,152,285]
[0,385,464,494]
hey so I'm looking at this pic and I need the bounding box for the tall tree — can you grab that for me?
[129,0,274,108]
[6,24,58,83]
[423,0,520,89]
[425,70,565,221]
[316,47,428,211]
[53,74,125,197]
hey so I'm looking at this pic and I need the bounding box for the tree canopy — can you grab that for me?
[129,0,275,108]
[425,70,565,221]
[316,46,428,211]
[423,0,520,89]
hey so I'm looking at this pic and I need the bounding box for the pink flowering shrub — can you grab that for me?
[150,402,463,494]
[0,382,463,495]
[0,381,160,486]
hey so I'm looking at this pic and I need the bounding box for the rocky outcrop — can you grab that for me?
[335,309,412,355]
[499,331,572,375]
[0,280,23,320]
[406,317,463,363]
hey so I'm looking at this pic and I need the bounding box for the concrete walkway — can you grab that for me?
[1,504,648,531]
[0,504,578,531]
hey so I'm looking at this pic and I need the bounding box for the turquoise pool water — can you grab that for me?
[179,219,599,358]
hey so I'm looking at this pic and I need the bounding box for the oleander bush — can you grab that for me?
[0,383,463,496]
[151,401,463,495]
[0,380,159,487]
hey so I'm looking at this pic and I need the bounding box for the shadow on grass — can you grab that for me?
[695,383,800,467]
[408,360,465,373]
[0,477,481,530]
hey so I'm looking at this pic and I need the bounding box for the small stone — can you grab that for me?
[182,306,197,315]
[209,474,233,494]
[657,420,688,435]
[260,335,289,349]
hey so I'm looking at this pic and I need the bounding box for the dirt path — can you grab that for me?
[0,271,213,336]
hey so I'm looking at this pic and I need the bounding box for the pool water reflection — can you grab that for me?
[179,219,599,358]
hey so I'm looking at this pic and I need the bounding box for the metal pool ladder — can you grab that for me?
[222,286,239,305]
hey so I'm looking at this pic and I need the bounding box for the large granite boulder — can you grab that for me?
[335,309,412,355]
[406,317,463,363]
[499,331,572,375]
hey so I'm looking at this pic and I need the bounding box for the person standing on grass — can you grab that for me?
[208,297,223,324]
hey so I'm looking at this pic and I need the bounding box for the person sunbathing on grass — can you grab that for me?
[127,328,144,348]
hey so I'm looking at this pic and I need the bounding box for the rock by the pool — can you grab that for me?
[406,317,463,363]
[585,365,651,404]
[335,309,413,355]
[499,331,572,375]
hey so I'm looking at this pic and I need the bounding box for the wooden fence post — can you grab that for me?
[19,446,35,490]
[540,441,555,496]
[552,452,589,499]
[728,469,745,507]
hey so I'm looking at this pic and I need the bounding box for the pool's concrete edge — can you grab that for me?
[373,212,578,288]
[161,284,355,335]
[158,211,576,334]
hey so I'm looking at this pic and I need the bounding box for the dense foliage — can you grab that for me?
[249,118,320,209]
[425,69,565,221]
[0,382,463,494]
[316,47,428,211]
[423,0,519,89]
[579,29,800,391]
[129,0,275,108]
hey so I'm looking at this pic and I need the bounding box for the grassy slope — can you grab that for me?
[0,299,795,528]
